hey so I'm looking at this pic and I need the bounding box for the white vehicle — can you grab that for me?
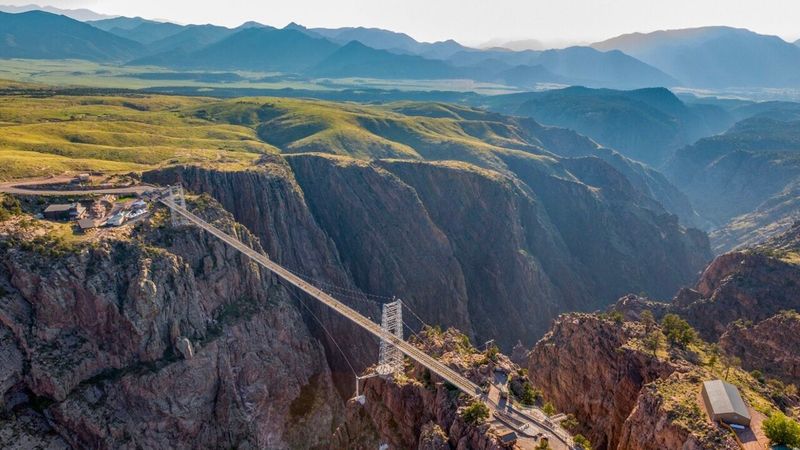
[128,208,147,219]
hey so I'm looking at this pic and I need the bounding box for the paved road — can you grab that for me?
[0,176,156,196]
[485,372,573,450]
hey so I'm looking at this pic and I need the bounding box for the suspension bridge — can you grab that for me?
[157,185,575,449]
[159,186,480,395]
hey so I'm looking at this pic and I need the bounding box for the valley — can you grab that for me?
[1,4,800,449]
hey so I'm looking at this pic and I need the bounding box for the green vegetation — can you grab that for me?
[762,412,800,447]
[542,401,556,416]
[661,313,697,348]
[0,91,273,180]
[573,434,593,450]
[460,401,490,425]
[643,329,664,357]
[0,194,22,220]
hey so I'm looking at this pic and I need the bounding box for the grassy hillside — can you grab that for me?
[0,85,701,230]
[0,89,275,180]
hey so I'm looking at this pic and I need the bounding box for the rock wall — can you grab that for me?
[0,201,340,449]
[145,154,711,349]
[531,315,749,449]
[719,311,800,386]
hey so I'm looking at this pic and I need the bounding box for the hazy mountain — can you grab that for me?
[448,46,676,89]
[479,86,733,167]
[479,38,547,51]
[132,27,336,72]
[593,26,800,88]
[0,10,142,61]
[0,4,115,21]
[89,17,184,44]
[666,116,800,249]
[304,25,471,59]
[310,25,419,52]
[146,24,235,53]
[310,40,458,79]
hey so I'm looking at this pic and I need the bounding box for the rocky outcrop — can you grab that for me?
[719,311,800,385]
[616,372,738,450]
[672,224,800,341]
[527,314,748,450]
[527,314,677,449]
[0,200,340,449]
[331,328,519,450]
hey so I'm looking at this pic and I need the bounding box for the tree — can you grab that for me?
[643,329,662,357]
[574,434,593,450]
[542,401,556,416]
[763,411,800,447]
[535,440,552,450]
[461,401,490,425]
[660,314,697,348]
[640,310,656,331]
[721,354,742,380]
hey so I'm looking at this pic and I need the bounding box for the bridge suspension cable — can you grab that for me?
[159,193,480,397]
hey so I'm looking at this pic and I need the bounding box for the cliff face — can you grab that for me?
[330,328,518,450]
[672,222,800,341]
[145,154,710,349]
[527,315,676,449]
[719,311,800,386]
[527,314,740,450]
[0,202,340,449]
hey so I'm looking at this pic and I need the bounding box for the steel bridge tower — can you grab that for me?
[375,300,403,376]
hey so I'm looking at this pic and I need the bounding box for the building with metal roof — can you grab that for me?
[701,379,751,426]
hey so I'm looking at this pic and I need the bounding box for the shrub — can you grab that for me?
[461,401,490,425]
[763,411,800,447]
[574,434,592,450]
[661,314,697,348]
[542,401,556,416]
[561,414,579,432]
[486,344,499,362]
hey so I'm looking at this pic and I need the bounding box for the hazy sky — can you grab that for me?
[8,0,800,45]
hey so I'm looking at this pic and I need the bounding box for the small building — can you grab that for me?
[131,200,147,210]
[43,203,86,221]
[701,379,751,426]
[78,218,105,230]
[77,173,91,182]
[496,427,518,447]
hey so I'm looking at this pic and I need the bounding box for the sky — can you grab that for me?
[6,0,800,46]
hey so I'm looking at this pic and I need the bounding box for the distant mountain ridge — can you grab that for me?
[479,86,735,167]
[0,3,115,21]
[593,26,800,88]
[0,10,141,61]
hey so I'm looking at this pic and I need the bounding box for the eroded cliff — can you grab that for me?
[0,199,340,449]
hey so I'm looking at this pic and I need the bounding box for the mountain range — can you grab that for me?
[593,26,800,89]
[4,8,800,91]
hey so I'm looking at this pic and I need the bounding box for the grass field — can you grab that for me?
[0,89,276,180]
[0,79,561,181]
[0,59,518,94]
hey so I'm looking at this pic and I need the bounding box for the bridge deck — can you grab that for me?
[160,198,480,397]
